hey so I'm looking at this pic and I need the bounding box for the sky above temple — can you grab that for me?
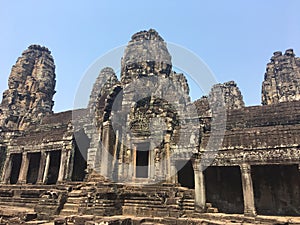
[0,0,300,112]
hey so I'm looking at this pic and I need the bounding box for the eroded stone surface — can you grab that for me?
[0,44,56,130]
[262,49,300,105]
[121,29,172,84]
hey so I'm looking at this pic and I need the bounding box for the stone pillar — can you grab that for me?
[18,152,30,184]
[1,155,12,184]
[101,123,110,178]
[37,151,47,184]
[112,130,119,180]
[132,144,137,180]
[57,150,67,182]
[42,152,51,184]
[240,163,256,216]
[64,147,72,181]
[170,160,177,184]
[165,143,171,182]
[193,160,206,212]
[117,132,125,181]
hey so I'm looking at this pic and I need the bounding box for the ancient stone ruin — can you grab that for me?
[0,29,300,224]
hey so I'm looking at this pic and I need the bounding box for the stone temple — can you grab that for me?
[0,29,300,224]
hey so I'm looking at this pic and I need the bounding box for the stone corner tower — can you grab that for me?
[0,44,56,130]
[262,49,300,105]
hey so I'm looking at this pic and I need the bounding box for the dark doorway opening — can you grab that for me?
[136,143,150,178]
[204,166,244,214]
[46,150,61,185]
[72,141,88,181]
[0,146,7,176]
[26,152,41,184]
[252,164,300,216]
[10,153,22,184]
[176,160,195,189]
[72,130,88,181]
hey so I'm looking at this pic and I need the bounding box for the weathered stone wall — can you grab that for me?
[200,100,300,153]
[0,45,56,130]
[262,49,300,105]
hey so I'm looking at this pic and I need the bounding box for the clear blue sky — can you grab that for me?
[0,0,299,112]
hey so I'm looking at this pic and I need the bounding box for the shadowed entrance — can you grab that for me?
[10,153,22,184]
[26,152,41,184]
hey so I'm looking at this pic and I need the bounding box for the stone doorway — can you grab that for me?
[135,143,150,178]
[252,164,300,216]
[176,160,195,189]
[10,153,22,184]
[204,166,244,214]
[46,150,61,185]
[71,144,87,181]
[26,152,41,184]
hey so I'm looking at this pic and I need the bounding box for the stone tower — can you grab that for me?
[262,49,300,105]
[210,81,245,110]
[194,80,245,116]
[0,45,56,130]
[120,29,172,84]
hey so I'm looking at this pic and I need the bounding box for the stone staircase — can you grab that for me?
[59,173,122,217]
[78,182,122,216]
[120,185,196,218]
[0,184,72,223]
[59,189,83,216]
[58,177,220,220]
[0,185,53,209]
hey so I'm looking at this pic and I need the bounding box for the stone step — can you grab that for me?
[1,202,37,208]
[60,209,78,216]
[207,207,219,213]
[67,197,83,204]
[63,203,80,211]
[141,223,165,225]
[0,196,40,202]
[123,199,163,204]
[25,220,50,225]
[206,202,212,208]
[181,201,194,205]
[68,190,83,197]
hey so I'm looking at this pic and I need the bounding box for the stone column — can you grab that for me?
[240,163,256,216]
[1,155,12,184]
[42,152,51,184]
[193,160,206,212]
[64,146,72,181]
[118,132,125,181]
[100,122,112,178]
[17,152,30,184]
[57,150,67,182]
[37,151,47,184]
[111,130,119,180]
[165,143,171,182]
[170,160,177,184]
[132,144,137,180]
